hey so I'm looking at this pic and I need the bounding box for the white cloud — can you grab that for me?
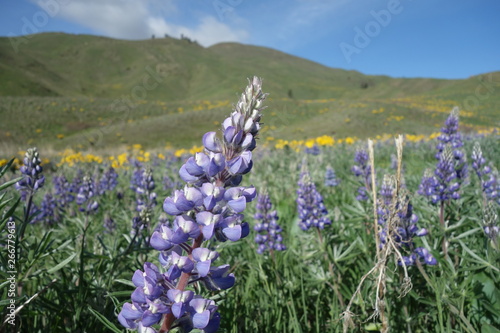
[34,0,248,45]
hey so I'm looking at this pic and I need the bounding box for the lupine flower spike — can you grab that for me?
[378,183,436,266]
[351,148,371,201]
[297,162,331,231]
[254,190,286,254]
[324,165,340,187]
[16,147,45,201]
[471,142,499,205]
[119,77,267,332]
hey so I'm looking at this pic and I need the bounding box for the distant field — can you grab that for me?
[0,33,499,159]
[0,94,498,161]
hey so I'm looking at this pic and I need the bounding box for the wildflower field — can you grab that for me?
[1,77,499,333]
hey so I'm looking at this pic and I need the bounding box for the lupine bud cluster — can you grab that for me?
[32,192,60,225]
[16,147,45,200]
[378,180,436,266]
[134,167,157,212]
[97,166,119,195]
[297,163,331,231]
[351,148,371,201]
[419,145,460,203]
[324,165,340,187]
[119,77,267,332]
[253,191,286,254]
[420,108,468,203]
[76,175,98,213]
[482,201,499,244]
[471,142,499,204]
[53,174,75,207]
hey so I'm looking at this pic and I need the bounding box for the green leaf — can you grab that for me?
[0,176,23,192]
[88,306,123,333]
[47,253,77,273]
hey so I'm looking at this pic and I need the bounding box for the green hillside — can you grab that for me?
[0,33,498,156]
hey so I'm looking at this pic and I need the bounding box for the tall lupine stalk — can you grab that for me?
[131,166,158,243]
[119,77,267,332]
[253,190,286,255]
[351,148,371,201]
[296,162,331,232]
[324,165,340,187]
[471,142,499,205]
[419,107,468,259]
[15,147,45,240]
[296,161,343,306]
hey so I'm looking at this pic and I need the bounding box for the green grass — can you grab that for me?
[1,133,499,332]
[1,33,499,156]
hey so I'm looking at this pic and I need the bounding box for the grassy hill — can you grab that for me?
[0,33,498,156]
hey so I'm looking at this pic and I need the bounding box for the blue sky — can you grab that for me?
[1,0,499,79]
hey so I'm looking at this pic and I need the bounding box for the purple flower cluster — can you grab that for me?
[471,142,499,205]
[420,108,468,203]
[254,191,286,254]
[305,144,321,155]
[76,175,98,214]
[419,146,460,203]
[297,164,331,231]
[324,165,340,187]
[134,167,158,212]
[351,149,371,201]
[32,192,59,225]
[97,166,118,195]
[119,77,267,332]
[53,174,75,207]
[16,147,45,200]
[378,180,436,266]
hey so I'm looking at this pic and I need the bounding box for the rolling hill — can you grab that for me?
[0,33,498,155]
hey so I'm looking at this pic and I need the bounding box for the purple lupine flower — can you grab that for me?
[69,169,84,195]
[305,144,321,155]
[76,176,98,213]
[97,166,118,195]
[424,107,468,201]
[324,165,340,187]
[134,167,157,212]
[130,159,144,192]
[433,145,460,202]
[482,202,499,246]
[253,191,286,254]
[297,163,331,231]
[15,147,45,200]
[104,215,116,234]
[120,77,267,332]
[436,107,463,156]
[351,148,371,201]
[417,169,438,199]
[378,193,436,266]
[31,192,60,225]
[471,142,499,204]
[53,174,75,207]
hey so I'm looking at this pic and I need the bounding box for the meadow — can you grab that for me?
[0,76,499,333]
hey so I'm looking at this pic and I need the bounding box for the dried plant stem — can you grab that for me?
[342,135,412,333]
[368,139,380,260]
